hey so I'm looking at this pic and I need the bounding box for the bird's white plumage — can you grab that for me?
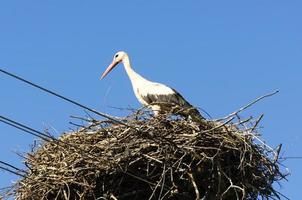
[130,78,176,115]
[120,52,175,105]
[133,81,176,105]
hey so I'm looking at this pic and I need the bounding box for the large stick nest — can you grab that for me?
[10,110,286,200]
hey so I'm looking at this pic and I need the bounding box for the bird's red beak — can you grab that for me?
[100,61,119,79]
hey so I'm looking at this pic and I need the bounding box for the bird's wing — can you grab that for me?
[138,82,204,119]
[139,83,192,107]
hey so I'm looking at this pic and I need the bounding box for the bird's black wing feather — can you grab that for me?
[139,86,204,119]
[140,89,191,107]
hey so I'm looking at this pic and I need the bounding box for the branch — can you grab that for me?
[188,172,200,200]
[218,90,279,121]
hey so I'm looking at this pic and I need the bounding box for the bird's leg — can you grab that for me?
[150,105,161,117]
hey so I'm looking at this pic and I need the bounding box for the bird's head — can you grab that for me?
[100,51,128,79]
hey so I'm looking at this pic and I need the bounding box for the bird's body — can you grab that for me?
[101,51,204,120]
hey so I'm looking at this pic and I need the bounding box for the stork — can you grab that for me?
[100,51,204,120]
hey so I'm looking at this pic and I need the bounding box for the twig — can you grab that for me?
[110,193,118,200]
[180,117,235,137]
[188,172,200,200]
[70,115,95,122]
[251,114,264,132]
[218,90,279,121]
[143,155,163,164]
[280,156,302,160]
[202,117,235,134]
[159,163,166,199]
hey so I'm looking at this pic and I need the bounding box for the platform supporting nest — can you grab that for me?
[10,110,285,200]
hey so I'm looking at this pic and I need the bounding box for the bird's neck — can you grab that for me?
[122,56,146,83]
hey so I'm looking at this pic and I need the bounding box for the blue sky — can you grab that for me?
[0,1,301,199]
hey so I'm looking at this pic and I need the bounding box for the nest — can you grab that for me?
[9,110,286,200]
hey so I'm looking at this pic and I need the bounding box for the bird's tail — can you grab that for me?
[176,106,205,123]
[152,102,206,123]
[187,107,206,123]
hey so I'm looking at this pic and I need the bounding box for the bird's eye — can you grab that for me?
[115,54,119,58]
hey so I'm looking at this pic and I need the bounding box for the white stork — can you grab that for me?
[100,51,204,120]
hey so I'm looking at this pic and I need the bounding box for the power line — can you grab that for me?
[0,68,128,126]
[0,160,27,179]
[0,166,27,178]
[0,118,51,142]
[0,115,106,160]
[1,115,57,142]
[280,156,302,160]
[0,161,27,174]
[0,160,58,186]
